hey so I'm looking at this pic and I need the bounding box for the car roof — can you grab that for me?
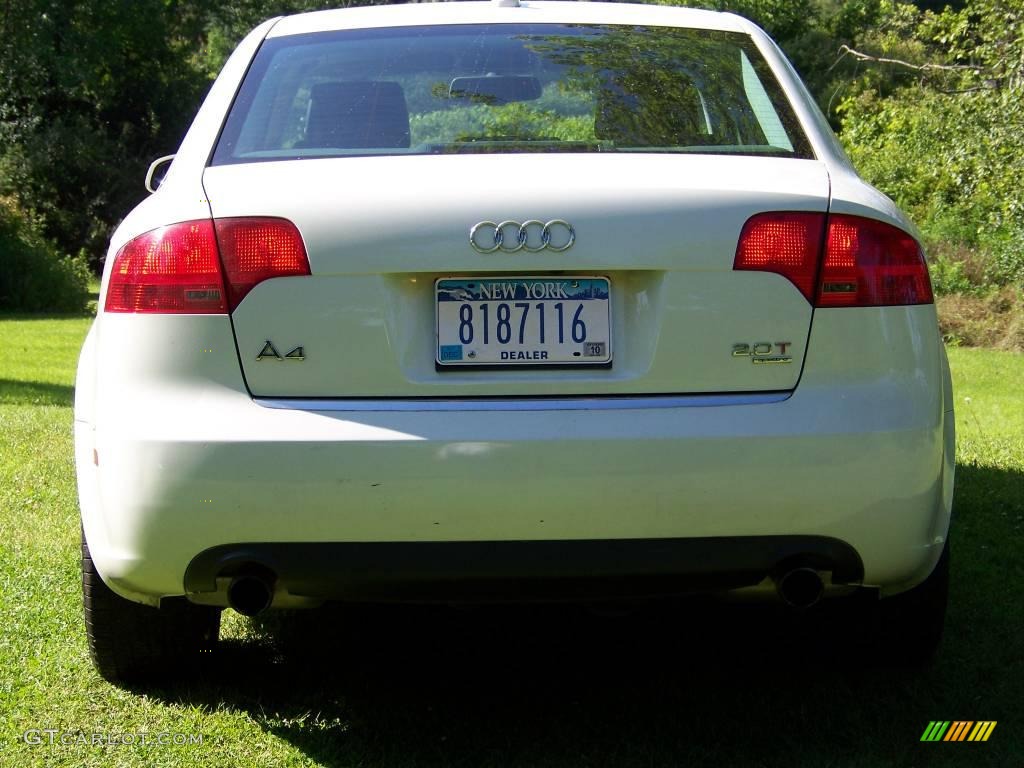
[267,1,751,38]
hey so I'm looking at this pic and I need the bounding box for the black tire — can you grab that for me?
[82,529,220,684]
[874,541,949,665]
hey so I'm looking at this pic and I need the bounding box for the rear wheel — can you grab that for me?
[873,541,949,665]
[82,529,220,684]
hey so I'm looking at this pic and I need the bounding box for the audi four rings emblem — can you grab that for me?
[469,220,575,253]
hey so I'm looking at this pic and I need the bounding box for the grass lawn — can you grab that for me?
[0,314,1021,767]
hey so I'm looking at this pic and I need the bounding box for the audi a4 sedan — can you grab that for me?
[75,0,954,682]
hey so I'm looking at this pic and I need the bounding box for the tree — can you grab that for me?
[837,0,1024,286]
[0,0,211,268]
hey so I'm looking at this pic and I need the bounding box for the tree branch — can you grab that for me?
[833,45,984,74]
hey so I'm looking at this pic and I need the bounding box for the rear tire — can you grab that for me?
[874,541,949,665]
[82,529,220,684]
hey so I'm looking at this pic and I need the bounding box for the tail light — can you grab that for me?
[817,215,932,307]
[734,212,932,307]
[105,221,225,313]
[215,218,311,310]
[733,213,824,303]
[105,218,309,314]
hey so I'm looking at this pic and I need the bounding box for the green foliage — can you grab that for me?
[198,0,397,78]
[0,1,399,273]
[0,200,89,313]
[650,0,887,121]
[0,0,1019,299]
[930,253,976,296]
[836,0,1024,292]
[412,103,595,146]
[649,0,821,43]
[404,81,595,146]
[0,0,213,271]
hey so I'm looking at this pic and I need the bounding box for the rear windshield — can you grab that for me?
[211,23,813,163]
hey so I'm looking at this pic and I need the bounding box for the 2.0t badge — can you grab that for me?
[732,341,792,365]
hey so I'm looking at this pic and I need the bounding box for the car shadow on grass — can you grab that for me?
[0,378,75,406]
[125,463,1023,767]
[136,587,1017,768]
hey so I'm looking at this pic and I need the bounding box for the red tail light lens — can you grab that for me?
[818,214,932,307]
[734,212,932,307]
[106,220,226,313]
[733,212,825,302]
[105,218,309,314]
[215,218,310,310]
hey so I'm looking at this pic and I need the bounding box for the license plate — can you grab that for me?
[436,277,611,366]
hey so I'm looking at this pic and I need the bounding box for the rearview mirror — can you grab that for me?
[448,75,542,106]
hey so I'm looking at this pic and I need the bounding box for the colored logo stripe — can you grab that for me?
[920,721,996,742]
[944,721,973,741]
[968,722,997,742]
[921,722,950,741]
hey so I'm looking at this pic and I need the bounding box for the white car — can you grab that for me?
[75,0,954,682]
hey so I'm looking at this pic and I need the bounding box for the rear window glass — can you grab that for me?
[211,23,813,163]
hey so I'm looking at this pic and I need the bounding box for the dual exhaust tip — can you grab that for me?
[775,566,825,609]
[226,568,275,617]
[224,563,826,616]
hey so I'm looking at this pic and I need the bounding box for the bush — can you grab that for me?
[834,0,1024,298]
[937,287,1024,352]
[840,85,1024,293]
[930,253,975,297]
[988,236,1024,287]
[0,200,90,313]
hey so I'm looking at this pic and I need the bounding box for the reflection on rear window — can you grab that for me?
[212,24,813,163]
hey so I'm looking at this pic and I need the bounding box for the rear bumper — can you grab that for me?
[183,536,864,603]
[76,307,954,605]
[78,388,950,605]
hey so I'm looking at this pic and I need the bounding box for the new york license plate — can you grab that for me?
[436,277,612,366]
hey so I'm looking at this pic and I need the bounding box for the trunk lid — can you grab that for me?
[202,153,829,397]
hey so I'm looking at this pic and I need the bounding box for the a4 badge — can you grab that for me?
[255,340,305,361]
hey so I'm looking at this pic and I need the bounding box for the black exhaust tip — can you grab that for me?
[226,571,275,617]
[776,567,825,609]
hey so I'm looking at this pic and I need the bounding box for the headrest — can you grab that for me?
[304,81,410,149]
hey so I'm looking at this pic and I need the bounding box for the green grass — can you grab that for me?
[948,347,1024,466]
[0,319,1021,767]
